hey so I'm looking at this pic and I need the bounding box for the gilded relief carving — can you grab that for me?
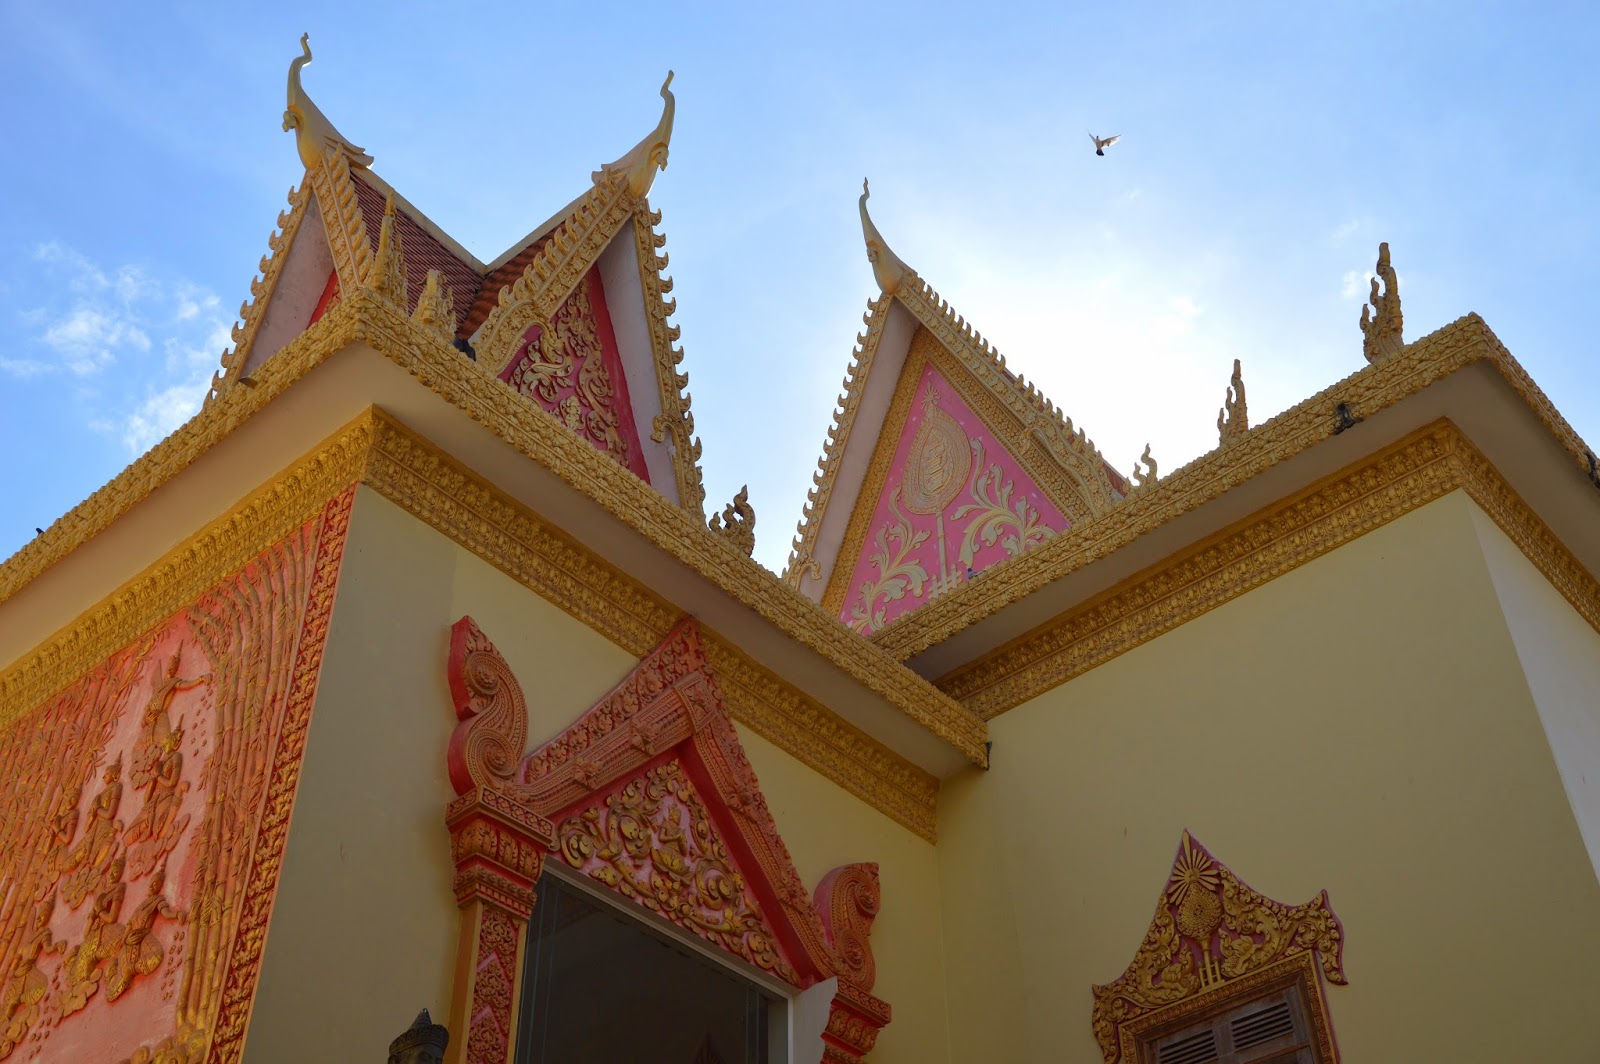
[1092,833,1345,1064]
[0,490,352,1064]
[558,760,800,984]
[504,274,632,467]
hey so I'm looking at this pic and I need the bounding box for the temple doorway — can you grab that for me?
[515,870,789,1063]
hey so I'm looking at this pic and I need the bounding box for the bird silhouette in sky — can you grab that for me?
[1089,132,1122,157]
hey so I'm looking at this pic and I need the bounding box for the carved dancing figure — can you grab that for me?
[124,726,191,879]
[33,782,83,895]
[60,758,124,909]
[0,895,65,1061]
[102,867,184,1003]
[58,858,128,1018]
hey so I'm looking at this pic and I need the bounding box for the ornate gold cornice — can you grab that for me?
[207,181,310,404]
[0,395,940,840]
[875,312,1598,660]
[365,411,938,840]
[0,413,377,729]
[2,291,984,765]
[784,294,893,589]
[940,420,1600,719]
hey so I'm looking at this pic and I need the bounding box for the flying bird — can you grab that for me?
[1089,132,1122,157]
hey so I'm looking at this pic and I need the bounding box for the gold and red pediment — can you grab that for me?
[787,269,1130,633]
[444,616,890,1061]
[1092,832,1346,1064]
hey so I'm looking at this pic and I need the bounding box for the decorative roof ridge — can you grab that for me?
[633,203,707,518]
[472,173,631,369]
[870,310,1593,660]
[308,143,375,291]
[347,167,487,272]
[783,294,895,588]
[205,181,311,406]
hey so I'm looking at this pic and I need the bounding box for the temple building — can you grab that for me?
[4,37,1600,1064]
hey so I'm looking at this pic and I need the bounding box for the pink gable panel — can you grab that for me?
[839,364,1068,635]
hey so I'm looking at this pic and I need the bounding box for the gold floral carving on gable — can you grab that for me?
[1092,832,1345,1064]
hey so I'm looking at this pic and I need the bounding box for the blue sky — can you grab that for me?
[2,2,1596,574]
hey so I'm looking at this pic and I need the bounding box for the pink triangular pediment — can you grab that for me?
[833,359,1069,634]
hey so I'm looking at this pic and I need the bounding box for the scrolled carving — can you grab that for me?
[1360,241,1404,364]
[446,619,530,797]
[813,863,881,993]
[708,485,756,556]
[1091,832,1345,1064]
[1217,358,1247,445]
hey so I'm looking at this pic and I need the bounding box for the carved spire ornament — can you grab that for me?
[1091,832,1346,1064]
[1217,358,1248,445]
[412,269,456,342]
[593,71,676,199]
[708,485,756,556]
[1359,241,1404,364]
[283,34,373,170]
[1130,443,1157,493]
[859,179,910,296]
[367,194,409,306]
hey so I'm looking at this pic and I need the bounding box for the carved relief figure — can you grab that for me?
[0,895,65,1060]
[61,758,125,909]
[124,725,191,879]
[59,856,129,1017]
[103,867,184,1003]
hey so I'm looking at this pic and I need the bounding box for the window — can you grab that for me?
[1139,965,1329,1064]
[515,871,788,1063]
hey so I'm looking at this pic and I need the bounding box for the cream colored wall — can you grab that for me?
[247,487,948,1063]
[246,487,638,1064]
[738,727,950,1063]
[938,490,1600,1062]
[1471,501,1600,887]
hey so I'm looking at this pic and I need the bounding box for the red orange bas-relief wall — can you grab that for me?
[841,363,1067,634]
[0,488,354,1064]
[498,267,651,482]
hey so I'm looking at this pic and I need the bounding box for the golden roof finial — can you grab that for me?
[413,269,456,342]
[708,485,756,557]
[1359,241,1404,364]
[1217,358,1248,445]
[593,71,675,199]
[367,194,408,306]
[1130,444,1157,493]
[283,33,373,171]
[859,179,909,296]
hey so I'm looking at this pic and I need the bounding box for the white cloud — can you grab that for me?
[8,242,229,454]
[1341,269,1372,300]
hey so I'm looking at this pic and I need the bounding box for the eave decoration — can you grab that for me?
[1091,832,1346,1064]
[443,616,891,1064]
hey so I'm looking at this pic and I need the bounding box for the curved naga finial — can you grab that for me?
[594,71,676,199]
[1359,241,1404,364]
[1130,444,1157,493]
[859,179,910,296]
[283,33,373,170]
[1217,358,1248,445]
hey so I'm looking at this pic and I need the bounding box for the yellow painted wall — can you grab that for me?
[1471,502,1600,887]
[738,727,950,1063]
[246,487,638,1063]
[937,490,1600,1062]
[247,487,950,1062]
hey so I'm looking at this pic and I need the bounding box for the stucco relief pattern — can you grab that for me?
[841,364,1066,634]
[499,270,648,479]
[1092,832,1345,1064]
[0,489,352,1064]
